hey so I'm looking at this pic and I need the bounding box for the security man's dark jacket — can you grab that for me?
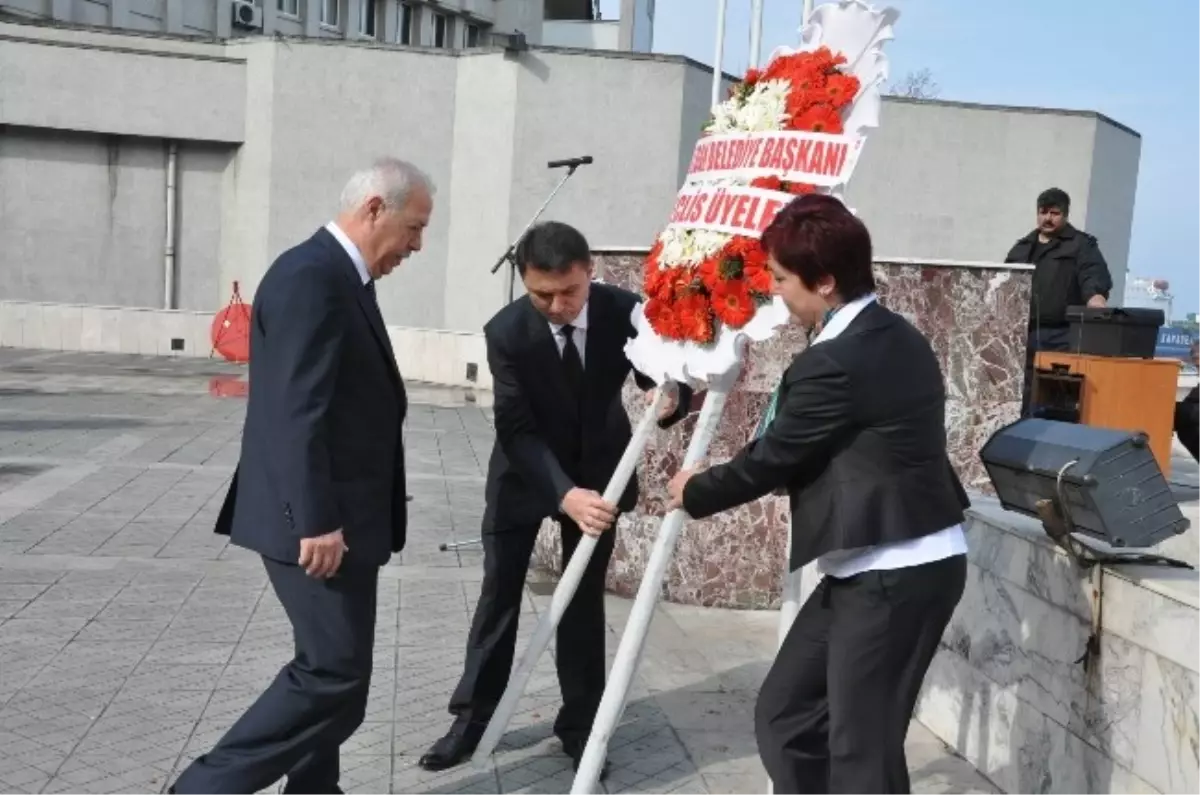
[1005,223,1113,328]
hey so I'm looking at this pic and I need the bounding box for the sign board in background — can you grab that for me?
[1157,326,1198,364]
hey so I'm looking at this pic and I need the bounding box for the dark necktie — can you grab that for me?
[560,324,584,396]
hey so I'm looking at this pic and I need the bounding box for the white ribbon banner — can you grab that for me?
[664,184,795,238]
[683,130,865,188]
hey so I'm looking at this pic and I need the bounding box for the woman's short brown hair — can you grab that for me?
[760,194,876,301]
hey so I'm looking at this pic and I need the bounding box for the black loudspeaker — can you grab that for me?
[980,418,1189,549]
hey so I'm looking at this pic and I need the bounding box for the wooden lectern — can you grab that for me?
[1033,351,1180,476]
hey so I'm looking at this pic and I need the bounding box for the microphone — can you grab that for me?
[547,155,593,169]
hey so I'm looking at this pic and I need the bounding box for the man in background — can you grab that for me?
[1176,340,1199,460]
[418,221,691,779]
[1005,187,1113,414]
[172,158,432,794]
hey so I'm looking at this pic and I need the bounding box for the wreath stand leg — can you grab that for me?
[570,368,738,794]
[778,547,804,647]
[774,549,805,791]
[470,388,672,766]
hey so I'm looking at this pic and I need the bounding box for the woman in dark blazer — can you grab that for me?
[667,194,970,794]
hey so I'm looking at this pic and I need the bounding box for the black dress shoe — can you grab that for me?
[561,738,610,782]
[418,724,485,772]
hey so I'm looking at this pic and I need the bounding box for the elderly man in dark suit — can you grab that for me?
[418,221,691,777]
[171,158,432,794]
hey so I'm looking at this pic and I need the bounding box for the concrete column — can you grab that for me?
[303,0,321,36]
[260,0,280,33]
[164,0,184,34]
[218,40,277,302]
[380,0,400,43]
[443,52,520,331]
[214,0,233,38]
[618,0,634,50]
[345,0,362,38]
[49,0,71,23]
[110,0,130,28]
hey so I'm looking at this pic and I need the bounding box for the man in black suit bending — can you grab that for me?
[418,221,691,776]
[172,158,433,794]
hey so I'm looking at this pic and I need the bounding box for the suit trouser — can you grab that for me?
[756,554,967,794]
[173,557,379,794]
[448,516,615,744]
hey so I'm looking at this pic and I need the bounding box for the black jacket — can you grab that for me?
[482,282,690,532]
[215,228,408,568]
[1005,223,1112,327]
[682,302,969,571]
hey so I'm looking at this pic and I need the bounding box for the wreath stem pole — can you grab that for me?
[749,0,764,69]
[768,554,806,795]
[571,364,740,794]
[778,551,804,648]
[469,388,671,766]
[711,0,729,109]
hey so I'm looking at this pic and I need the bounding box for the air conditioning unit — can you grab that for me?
[231,0,264,30]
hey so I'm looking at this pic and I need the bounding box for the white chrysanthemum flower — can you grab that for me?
[735,79,789,131]
[656,227,730,268]
[705,98,741,134]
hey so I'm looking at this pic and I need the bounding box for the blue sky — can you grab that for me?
[597,0,1199,316]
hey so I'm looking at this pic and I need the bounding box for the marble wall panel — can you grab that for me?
[916,507,1200,794]
[533,251,1033,608]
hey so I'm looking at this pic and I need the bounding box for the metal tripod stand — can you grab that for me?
[439,156,592,556]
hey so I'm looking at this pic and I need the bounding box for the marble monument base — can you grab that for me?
[532,251,1034,608]
[914,455,1198,794]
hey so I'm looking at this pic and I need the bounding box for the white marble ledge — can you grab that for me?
[874,257,1036,271]
[968,493,1200,677]
[592,249,1037,271]
[967,495,1198,612]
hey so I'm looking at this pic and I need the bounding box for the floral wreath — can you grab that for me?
[642,47,861,345]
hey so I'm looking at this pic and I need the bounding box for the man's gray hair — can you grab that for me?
[339,158,434,213]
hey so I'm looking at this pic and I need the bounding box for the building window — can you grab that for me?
[276,0,300,16]
[433,12,448,48]
[398,2,413,44]
[358,0,377,37]
[320,0,339,27]
[465,22,480,48]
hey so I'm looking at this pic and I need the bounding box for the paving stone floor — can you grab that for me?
[0,348,997,794]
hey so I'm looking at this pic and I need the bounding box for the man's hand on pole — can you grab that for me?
[646,385,679,422]
[561,488,617,536]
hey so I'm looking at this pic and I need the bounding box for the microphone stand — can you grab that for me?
[441,158,591,556]
[490,160,588,304]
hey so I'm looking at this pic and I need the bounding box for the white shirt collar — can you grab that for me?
[325,222,371,286]
[548,301,590,334]
[811,293,878,346]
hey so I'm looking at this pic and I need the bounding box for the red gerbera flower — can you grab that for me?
[751,175,784,191]
[711,279,756,328]
[644,296,680,339]
[674,292,715,343]
[824,73,860,109]
[791,103,844,134]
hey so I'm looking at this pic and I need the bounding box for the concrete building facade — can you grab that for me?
[0,0,547,48]
[0,17,1141,388]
